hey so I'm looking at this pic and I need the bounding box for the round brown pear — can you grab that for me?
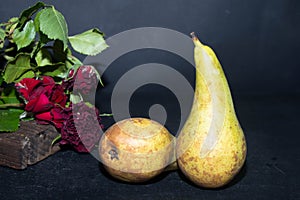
[99,118,176,182]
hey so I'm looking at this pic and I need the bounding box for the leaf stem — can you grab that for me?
[100,113,113,117]
[51,134,61,146]
[0,103,24,108]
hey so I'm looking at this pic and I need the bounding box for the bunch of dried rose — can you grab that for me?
[15,66,104,152]
[0,2,109,152]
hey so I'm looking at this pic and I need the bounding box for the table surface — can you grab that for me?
[0,94,299,200]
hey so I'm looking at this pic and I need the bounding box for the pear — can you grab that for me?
[176,33,247,188]
[99,118,176,183]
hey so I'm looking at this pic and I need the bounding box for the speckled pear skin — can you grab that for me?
[176,33,247,188]
[99,118,176,183]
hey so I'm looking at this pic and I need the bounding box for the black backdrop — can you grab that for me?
[1,0,299,95]
[0,1,299,199]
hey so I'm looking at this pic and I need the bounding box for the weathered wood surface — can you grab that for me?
[0,120,60,169]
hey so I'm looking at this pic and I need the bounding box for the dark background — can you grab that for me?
[0,0,299,199]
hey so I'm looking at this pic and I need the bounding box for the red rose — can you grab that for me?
[25,93,52,113]
[16,76,68,128]
[41,76,56,96]
[35,105,69,129]
[60,102,103,152]
[50,85,67,107]
[16,76,68,113]
[15,78,41,100]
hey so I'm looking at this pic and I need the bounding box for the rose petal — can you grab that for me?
[51,106,69,129]
[15,78,41,100]
[42,76,55,85]
[50,85,67,107]
[35,111,52,122]
[42,76,55,96]
[26,93,53,113]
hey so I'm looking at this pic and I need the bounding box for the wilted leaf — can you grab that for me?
[0,86,21,104]
[12,20,36,50]
[3,53,34,83]
[68,28,108,56]
[18,1,45,28]
[5,17,18,33]
[0,28,5,48]
[38,63,68,78]
[3,55,15,62]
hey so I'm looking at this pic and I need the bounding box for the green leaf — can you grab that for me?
[0,28,5,38]
[18,70,35,80]
[3,53,34,83]
[38,63,68,78]
[0,86,21,104]
[0,108,23,132]
[35,47,52,66]
[70,93,82,104]
[68,28,108,56]
[12,20,36,50]
[37,6,68,50]
[33,11,42,32]
[89,28,105,36]
[18,1,45,28]
[94,67,104,87]
[0,28,5,48]
[34,10,48,45]
[33,9,42,31]
[66,60,74,70]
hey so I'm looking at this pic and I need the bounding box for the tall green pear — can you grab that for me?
[176,33,247,188]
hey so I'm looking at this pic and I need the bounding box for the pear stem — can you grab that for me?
[190,32,199,41]
[190,32,196,39]
[190,32,202,46]
[164,161,178,172]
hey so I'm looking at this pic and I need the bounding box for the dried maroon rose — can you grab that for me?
[60,102,103,152]
[62,65,99,94]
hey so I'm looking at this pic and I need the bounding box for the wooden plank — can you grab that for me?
[0,120,60,169]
